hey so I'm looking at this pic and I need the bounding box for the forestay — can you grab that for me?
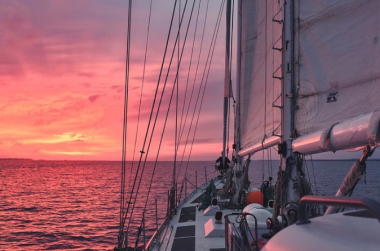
[293,0,380,154]
[238,0,282,156]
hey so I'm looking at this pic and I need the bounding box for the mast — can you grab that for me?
[234,0,242,164]
[280,0,298,219]
[223,0,232,165]
[225,0,242,206]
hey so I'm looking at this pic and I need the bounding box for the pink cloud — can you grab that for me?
[88,95,101,102]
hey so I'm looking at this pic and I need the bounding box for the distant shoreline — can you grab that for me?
[1,158,380,161]
[0,158,34,161]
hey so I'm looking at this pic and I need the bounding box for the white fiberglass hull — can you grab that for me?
[262,209,380,251]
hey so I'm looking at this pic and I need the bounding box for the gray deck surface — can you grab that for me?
[150,178,241,251]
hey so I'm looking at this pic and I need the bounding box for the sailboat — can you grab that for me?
[116,0,380,250]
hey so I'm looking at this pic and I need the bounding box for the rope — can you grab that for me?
[128,1,195,220]
[183,0,225,180]
[310,155,318,194]
[137,0,197,220]
[129,0,153,190]
[177,0,202,150]
[177,0,210,150]
[177,0,225,199]
[267,148,270,178]
[118,0,132,247]
[176,0,210,182]
[262,149,265,181]
[229,0,235,102]
[126,0,196,234]
[185,177,198,189]
[174,0,181,194]
[120,0,179,240]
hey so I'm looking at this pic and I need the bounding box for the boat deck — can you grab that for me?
[149,177,241,251]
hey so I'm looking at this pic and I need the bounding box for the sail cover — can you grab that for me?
[294,0,380,153]
[238,0,282,156]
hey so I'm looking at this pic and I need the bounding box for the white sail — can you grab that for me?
[238,0,282,156]
[293,0,380,154]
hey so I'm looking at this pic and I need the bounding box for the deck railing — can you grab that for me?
[224,213,260,251]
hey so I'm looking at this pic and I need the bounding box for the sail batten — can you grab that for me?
[294,0,380,152]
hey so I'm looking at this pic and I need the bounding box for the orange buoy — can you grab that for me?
[245,190,264,205]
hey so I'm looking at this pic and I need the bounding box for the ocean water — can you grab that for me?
[0,159,379,250]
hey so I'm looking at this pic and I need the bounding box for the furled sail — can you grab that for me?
[293,0,380,154]
[237,0,282,156]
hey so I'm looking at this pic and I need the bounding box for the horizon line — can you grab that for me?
[1,158,378,162]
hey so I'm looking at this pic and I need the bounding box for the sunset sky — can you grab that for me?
[1,0,376,161]
[0,0,229,161]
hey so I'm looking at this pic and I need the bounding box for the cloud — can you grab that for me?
[0,0,130,79]
[88,94,101,102]
[21,132,89,144]
[40,150,96,156]
[78,72,96,78]
[80,82,92,88]
[111,85,124,93]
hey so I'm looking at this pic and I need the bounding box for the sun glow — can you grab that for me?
[40,150,96,156]
[21,133,89,144]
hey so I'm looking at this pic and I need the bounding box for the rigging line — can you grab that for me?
[129,0,153,191]
[226,0,235,157]
[175,0,211,182]
[137,22,190,230]
[310,155,318,194]
[178,0,201,149]
[304,155,313,195]
[119,0,132,244]
[124,0,191,231]
[177,0,210,151]
[233,99,237,155]
[267,148,270,178]
[183,0,225,183]
[169,0,194,188]
[228,0,235,102]
[120,0,179,235]
[128,2,197,233]
[180,12,225,204]
[124,0,196,233]
[227,89,230,157]
[176,0,219,182]
[179,0,225,181]
[120,0,132,228]
[174,0,181,201]
[262,150,265,181]
[227,0,233,157]
[270,147,273,177]
[264,0,268,140]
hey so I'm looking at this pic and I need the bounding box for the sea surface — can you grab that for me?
[0,159,379,250]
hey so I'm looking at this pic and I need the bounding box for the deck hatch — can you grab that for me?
[179,206,196,222]
[172,237,195,251]
[174,225,195,238]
